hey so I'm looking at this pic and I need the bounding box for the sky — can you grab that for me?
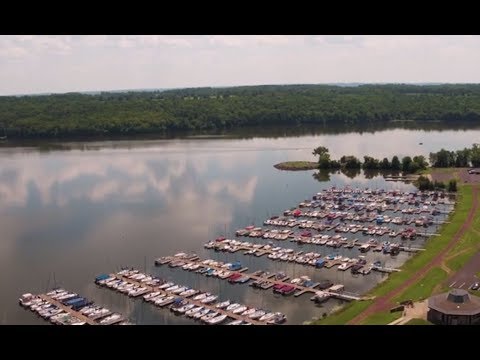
[1,35,480,96]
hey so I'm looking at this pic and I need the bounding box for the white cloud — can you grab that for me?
[1,35,480,94]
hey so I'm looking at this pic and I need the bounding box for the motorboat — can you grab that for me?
[207,314,227,325]
[215,300,231,309]
[232,305,247,314]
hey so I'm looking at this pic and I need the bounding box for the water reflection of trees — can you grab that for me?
[312,168,403,182]
[340,167,361,179]
[311,168,363,181]
[312,169,334,182]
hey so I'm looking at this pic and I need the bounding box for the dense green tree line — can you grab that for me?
[416,176,457,192]
[312,147,428,173]
[430,144,480,167]
[2,84,480,138]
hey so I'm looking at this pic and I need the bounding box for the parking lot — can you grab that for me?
[447,252,480,291]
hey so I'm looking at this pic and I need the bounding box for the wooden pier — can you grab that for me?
[372,266,401,273]
[38,294,98,325]
[159,257,364,301]
[104,272,266,325]
[24,293,126,325]
[209,239,410,269]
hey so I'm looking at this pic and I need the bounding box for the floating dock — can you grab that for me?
[19,289,128,325]
[97,270,287,325]
[156,255,364,301]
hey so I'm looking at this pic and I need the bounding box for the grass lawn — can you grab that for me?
[313,185,472,325]
[393,267,447,303]
[312,301,372,325]
[447,248,478,272]
[404,318,433,325]
[361,311,402,325]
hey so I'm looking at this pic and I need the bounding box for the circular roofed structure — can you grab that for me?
[427,289,480,325]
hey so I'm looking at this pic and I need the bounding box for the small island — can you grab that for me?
[274,161,319,171]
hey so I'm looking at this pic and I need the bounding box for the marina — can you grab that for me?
[203,238,402,274]
[155,253,364,301]
[18,290,129,325]
[95,269,287,325]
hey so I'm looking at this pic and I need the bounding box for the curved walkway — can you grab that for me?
[349,186,479,325]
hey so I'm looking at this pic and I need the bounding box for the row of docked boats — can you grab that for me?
[18,290,130,325]
[308,187,454,204]
[206,238,397,273]
[163,252,343,300]
[255,217,431,237]
[96,269,287,325]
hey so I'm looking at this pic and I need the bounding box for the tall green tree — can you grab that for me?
[380,157,390,169]
[471,144,480,167]
[391,156,401,170]
[401,156,413,172]
[313,146,332,168]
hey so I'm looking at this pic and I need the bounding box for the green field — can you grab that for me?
[361,311,402,325]
[393,268,447,303]
[313,301,372,325]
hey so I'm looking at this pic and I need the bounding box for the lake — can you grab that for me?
[3,123,480,324]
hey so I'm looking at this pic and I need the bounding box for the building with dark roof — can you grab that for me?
[427,289,480,325]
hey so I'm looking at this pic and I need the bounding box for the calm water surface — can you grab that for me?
[2,125,479,324]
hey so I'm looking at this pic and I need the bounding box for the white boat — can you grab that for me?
[201,295,218,304]
[182,263,193,270]
[207,314,228,325]
[171,286,188,294]
[249,310,266,319]
[216,300,231,309]
[193,292,210,301]
[165,285,180,292]
[259,312,276,322]
[227,319,244,325]
[193,308,211,319]
[232,305,247,314]
[226,303,241,311]
[201,311,219,322]
[186,306,204,317]
[266,312,287,324]
[19,293,35,307]
[180,289,198,297]
[99,313,122,325]
[175,304,195,314]
[241,308,257,316]
[156,296,175,307]
[158,282,174,289]
[143,292,160,301]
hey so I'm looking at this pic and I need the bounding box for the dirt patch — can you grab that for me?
[430,168,480,184]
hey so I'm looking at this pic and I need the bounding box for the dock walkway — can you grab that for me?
[159,257,364,301]
[106,273,265,325]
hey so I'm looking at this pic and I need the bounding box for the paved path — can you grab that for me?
[349,186,479,325]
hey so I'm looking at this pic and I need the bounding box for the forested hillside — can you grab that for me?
[1,84,480,138]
